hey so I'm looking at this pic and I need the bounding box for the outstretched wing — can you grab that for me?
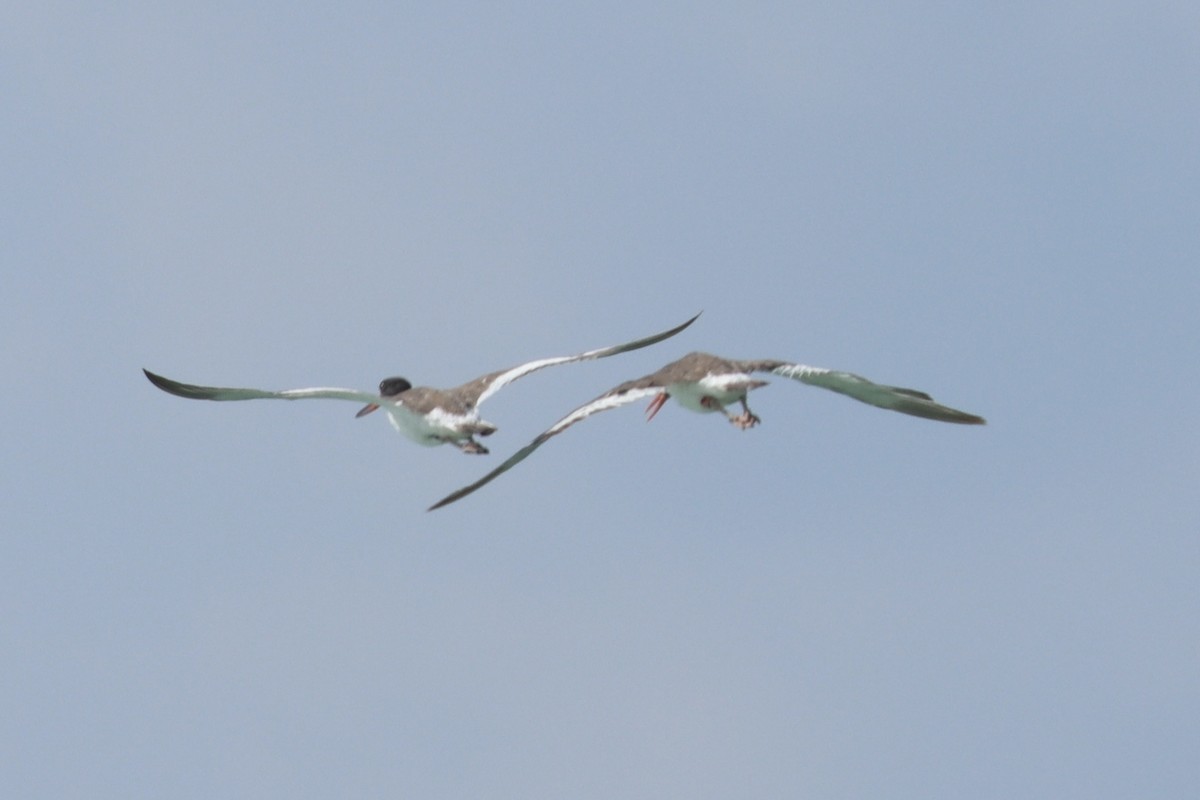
[428,383,663,510]
[743,360,986,424]
[463,312,701,407]
[143,369,383,406]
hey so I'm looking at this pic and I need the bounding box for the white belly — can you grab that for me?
[670,373,753,414]
[384,405,479,446]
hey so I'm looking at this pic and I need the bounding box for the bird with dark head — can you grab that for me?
[142,312,700,457]
[356,377,412,418]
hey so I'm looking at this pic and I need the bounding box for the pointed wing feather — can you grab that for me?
[753,362,986,424]
[467,312,700,407]
[428,385,663,510]
[143,369,383,405]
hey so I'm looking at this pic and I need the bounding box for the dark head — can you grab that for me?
[355,376,412,418]
[378,376,412,397]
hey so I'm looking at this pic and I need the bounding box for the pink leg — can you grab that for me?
[699,396,755,429]
[452,438,490,455]
[730,398,761,429]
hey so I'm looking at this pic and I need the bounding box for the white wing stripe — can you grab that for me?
[546,388,659,435]
[473,312,700,406]
[769,363,830,380]
[474,355,580,405]
[428,386,661,510]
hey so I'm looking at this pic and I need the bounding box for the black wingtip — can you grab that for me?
[663,310,702,339]
[941,410,987,425]
[671,311,702,331]
[142,368,214,400]
[143,368,170,391]
[427,482,477,510]
[427,494,457,512]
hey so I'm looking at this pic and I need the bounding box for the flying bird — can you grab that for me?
[143,313,699,455]
[429,351,985,509]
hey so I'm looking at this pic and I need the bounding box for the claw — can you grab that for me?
[732,398,760,429]
[731,412,760,430]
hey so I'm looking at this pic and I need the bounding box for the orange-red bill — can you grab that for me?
[355,403,380,418]
[645,392,669,422]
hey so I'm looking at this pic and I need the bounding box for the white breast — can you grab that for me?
[670,373,752,414]
[384,405,480,446]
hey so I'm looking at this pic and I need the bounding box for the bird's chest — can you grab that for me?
[385,404,479,445]
[671,373,751,413]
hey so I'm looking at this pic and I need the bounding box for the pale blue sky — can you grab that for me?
[3,3,1198,798]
